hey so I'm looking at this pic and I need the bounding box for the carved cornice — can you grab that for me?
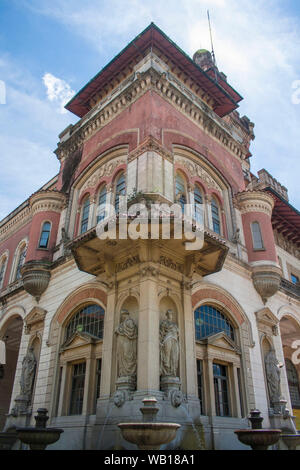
[55,67,249,163]
[29,190,67,215]
[234,190,274,217]
[0,206,31,244]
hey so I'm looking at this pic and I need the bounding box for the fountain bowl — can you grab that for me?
[235,429,281,450]
[118,422,181,450]
[281,433,300,450]
[16,427,64,450]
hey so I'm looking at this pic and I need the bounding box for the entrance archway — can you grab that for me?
[0,315,23,430]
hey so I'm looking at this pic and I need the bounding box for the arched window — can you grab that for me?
[114,173,126,213]
[65,304,105,341]
[194,184,204,225]
[15,244,27,281]
[175,173,187,213]
[194,305,234,341]
[96,186,107,223]
[80,197,90,234]
[211,197,221,235]
[38,222,51,248]
[251,222,264,250]
[285,358,300,408]
[0,255,7,289]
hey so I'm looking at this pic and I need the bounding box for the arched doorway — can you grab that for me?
[0,315,23,430]
[279,315,300,429]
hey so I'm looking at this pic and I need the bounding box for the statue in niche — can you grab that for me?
[20,347,36,398]
[160,309,180,377]
[265,349,283,405]
[115,309,138,378]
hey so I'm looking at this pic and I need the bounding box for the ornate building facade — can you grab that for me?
[0,23,299,450]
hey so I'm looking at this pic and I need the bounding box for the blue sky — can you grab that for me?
[0,0,300,220]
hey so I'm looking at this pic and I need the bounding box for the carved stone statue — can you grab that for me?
[20,347,36,398]
[160,309,179,377]
[265,350,283,405]
[115,309,138,378]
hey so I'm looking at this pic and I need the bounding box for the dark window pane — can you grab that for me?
[81,198,90,234]
[69,362,86,415]
[66,304,105,341]
[251,222,264,250]
[194,305,234,341]
[39,222,51,248]
[211,198,221,235]
[213,363,230,417]
[197,359,205,414]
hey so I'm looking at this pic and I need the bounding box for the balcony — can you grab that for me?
[280,278,300,300]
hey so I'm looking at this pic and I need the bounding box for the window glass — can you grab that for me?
[175,174,186,213]
[94,358,102,413]
[285,358,300,408]
[69,362,86,415]
[251,222,264,250]
[65,304,105,341]
[194,185,204,225]
[81,197,90,234]
[213,363,230,417]
[39,222,51,248]
[291,274,299,285]
[15,246,26,280]
[115,174,126,213]
[97,187,107,223]
[0,259,6,288]
[211,198,221,234]
[194,305,234,341]
[197,359,205,414]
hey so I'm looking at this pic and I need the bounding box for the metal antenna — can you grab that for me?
[207,10,218,81]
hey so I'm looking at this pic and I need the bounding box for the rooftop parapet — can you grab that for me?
[251,169,288,202]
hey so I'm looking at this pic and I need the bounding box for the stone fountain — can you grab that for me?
[280,432,300,450]
[235,409,281,450]
[16,408,64,450]
[118,397,180,450]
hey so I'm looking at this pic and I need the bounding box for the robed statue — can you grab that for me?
[115,309,138,378]
[160,309,180,377]
[265,350,282,405]
[20,347,36,398]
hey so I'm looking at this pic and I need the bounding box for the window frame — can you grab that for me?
[0,254,8,289]
[80,196,90,234]
[175,172,188,214]
[38,221,52,249]
[96,185,107,224]
[251,221,265,251]
[114,172,126,214]
[56,302,105,418]
[211,196,221,235]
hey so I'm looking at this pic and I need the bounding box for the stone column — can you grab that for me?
[82,357,92,415]
[137,273,160,391]
[57,363,68,416]
[205,357,216,416]
[182,282,198,397]
[100,286,116,398]
[232,364,242,418]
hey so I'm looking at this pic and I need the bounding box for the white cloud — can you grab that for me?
[6,0,300,210]
[43,73,75,114]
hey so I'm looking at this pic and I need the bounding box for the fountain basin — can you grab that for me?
[0,432,18,450]
[118,422,181,450]
[235,429,281,450]
[281,433,300,450]
[16,427,63,450]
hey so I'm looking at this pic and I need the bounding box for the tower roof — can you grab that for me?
[65,22,243,118]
